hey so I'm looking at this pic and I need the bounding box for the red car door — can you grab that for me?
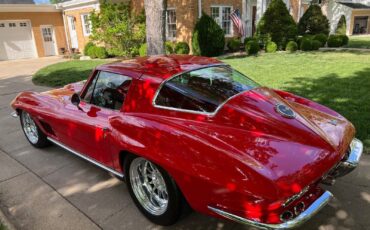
[58,71,132,168]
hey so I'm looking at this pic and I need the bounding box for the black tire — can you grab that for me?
[20,110,50,148]
[124,154,184,226]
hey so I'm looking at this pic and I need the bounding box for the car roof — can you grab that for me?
[96,55,224,80]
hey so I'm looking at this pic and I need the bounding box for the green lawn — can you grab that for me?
[347,36,370,49]
[222,51,370,151]
[32,60,110,87]
[32,52,370,151]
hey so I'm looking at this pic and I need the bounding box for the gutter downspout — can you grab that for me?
[59,4,71,55]
[198,0,202,18]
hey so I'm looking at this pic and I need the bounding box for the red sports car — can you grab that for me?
[11,55,362,229]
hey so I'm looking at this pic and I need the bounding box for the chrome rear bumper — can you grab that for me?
[208,191,333,229]
[323,138,363,183]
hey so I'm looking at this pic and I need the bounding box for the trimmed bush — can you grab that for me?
[87,46,108,59]
[84,42,95,55]
[298,5,329,35]
[139,43,147,56]
[300,38,312,51]
[313,33,328,47]
[286,41,298,52]
[174,42,190,54]
[256,0,297,49]
[245,40,259,55]
[336,15,347,35]
[165,41,175,54]
[227,38,242,52]
[192,13,225,57]
[327,35,343,47]
[340,34,349,45]
[265,41,277,53]
[311,40,321,50]
[244,37,256,44]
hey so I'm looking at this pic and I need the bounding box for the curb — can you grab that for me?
[0,208,16,230]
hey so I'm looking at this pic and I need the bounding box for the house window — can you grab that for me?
[0,23,4,28]
[81,14,92,36]
[9,22,16,28]
[20,22,27,27]
[211,6,233,36]
[166,9,177,39]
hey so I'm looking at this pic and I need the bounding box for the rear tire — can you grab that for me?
[20,110,50,148]
[124,154,183,226]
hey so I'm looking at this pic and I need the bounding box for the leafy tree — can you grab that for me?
[336,15,347,35]
[298,4,329,35]
[90,1,145,57]
[192,13,225,57]
[144,0,166,55]
[256,0,297,49]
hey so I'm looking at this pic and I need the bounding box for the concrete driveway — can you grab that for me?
[0,58,370,230]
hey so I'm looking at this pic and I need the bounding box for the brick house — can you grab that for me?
[1,0,370,60]
[0,4,67,60]
[57,0,100,52]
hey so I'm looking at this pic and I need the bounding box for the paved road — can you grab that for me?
[0,58,369,230]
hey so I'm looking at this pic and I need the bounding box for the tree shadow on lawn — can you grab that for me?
[32,67,92,87]
[282,68,370,151]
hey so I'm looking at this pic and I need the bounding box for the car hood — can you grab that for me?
[205,87,355,196]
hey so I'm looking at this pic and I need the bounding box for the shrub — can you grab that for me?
[265,41,277,53]
[87,46,108,59]
[339,34,349,45]
[83,42,95,55]
[286,41,298,52]
[227,38,241,52]
[327,35,343,47]
[192,13,225,57]
[174,42,190,54]
[139,43,147,56]
[336,15,347,35]
[298,5,329,35]
[313,33,328,47]
[300,38,312,51]
[244,37,256,44]
[90,2,145,57]
[165,41,175,54]
[311,40,321,50]
[256,0,297,49]
[245,40,259,55]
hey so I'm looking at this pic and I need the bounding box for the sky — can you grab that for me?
[34,0,51,4]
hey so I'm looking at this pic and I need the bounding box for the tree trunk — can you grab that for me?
[144,0,167,55]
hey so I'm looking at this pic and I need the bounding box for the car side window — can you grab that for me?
[154,66,259,113]
[84,71,132,110]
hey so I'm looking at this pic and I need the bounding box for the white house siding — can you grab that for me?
[323,0,352,35]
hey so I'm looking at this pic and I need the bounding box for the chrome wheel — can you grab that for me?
[21,112,39,144]
[129,157,169,216]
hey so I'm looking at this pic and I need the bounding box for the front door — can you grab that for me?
[68,16,79,49]
[41,26,56,56]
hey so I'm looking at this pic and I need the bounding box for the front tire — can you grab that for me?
[125,155,183,226]
[20,110,49,148]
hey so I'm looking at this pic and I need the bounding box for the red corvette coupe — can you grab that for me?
[11,55,362,229]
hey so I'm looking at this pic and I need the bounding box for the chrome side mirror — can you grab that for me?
[71,93,81,106]
[71,93,83,111]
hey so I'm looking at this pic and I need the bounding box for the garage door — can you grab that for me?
[0,21,37,60]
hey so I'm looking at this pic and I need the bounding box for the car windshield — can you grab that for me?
[154,66,260,113]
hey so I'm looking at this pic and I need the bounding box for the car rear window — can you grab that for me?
[154,66,259,114]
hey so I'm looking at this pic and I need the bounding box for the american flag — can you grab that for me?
[230,9,246,38]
